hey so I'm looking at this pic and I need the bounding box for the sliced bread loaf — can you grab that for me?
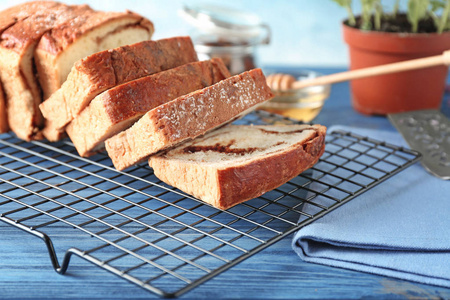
[39,37,199,138]
[0,1,61,134]
[0,3,93,141]
[105,68,274,171]
[66,58,230,157]
[149,124,327,210]
[35,10,154,99]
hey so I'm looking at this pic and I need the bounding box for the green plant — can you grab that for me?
[332,0,450,33]
[360,0,383,30]
[429,0,450,32]
[332,0,356,25]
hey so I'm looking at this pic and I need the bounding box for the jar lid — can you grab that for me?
[180,2,270,45]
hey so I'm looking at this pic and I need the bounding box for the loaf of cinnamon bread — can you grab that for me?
[66,58,230,157]
[35,9,154,99]
[0,2,154,141]
[0,1,63,134]
[0,3,92,140]
[40,37,198,140]
[105,68,274,171]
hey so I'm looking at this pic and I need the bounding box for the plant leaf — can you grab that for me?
[331,0,352,6]
[438,0,450,33]
[407,0,430,32]
[430,0,446,11]
[361,0,377,30]
[331,0,356,26]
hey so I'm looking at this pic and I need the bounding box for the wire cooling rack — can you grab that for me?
[0,111,420,298]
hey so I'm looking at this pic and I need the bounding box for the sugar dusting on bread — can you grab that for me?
[155,70,272,142]
[105,68,274,171]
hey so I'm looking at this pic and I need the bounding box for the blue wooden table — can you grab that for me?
[1,67,449,299]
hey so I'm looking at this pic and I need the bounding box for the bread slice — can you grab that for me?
[39,37,199,139]
[0,3,94,141]
[41,119,66,141]
[149,124,327,210]
[0,1,66,136]
[66,58,231,157]
[35,10,154,100]
[105,68,274,171]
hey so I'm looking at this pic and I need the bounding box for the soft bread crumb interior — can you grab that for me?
[55,19,150,85]
[160,124,319,167]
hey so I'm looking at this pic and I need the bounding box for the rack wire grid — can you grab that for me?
[0,110,421,298]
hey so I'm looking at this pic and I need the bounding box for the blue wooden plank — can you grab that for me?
[1,227,449,299]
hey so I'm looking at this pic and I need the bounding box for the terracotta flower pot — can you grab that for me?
[343,23,450,115]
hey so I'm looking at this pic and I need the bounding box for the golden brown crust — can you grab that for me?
[149,68,274,144]
[149,125,327,210]
[0,4,93,53]
[36,10,154,55]
[103,58,230,124]
[0,1,62,135]
[34,8,154,100]
[106,68,274,171]
[40,37,199,132]
[0,1,60,33]
[87,37,198,88]
[0,3,95,141]
[216,126,326,209]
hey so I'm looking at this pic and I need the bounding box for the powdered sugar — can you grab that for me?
[159,70,271,142]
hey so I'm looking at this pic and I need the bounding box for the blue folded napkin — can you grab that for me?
[292,125,450,288]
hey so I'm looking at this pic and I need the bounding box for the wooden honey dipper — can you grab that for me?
[266,50,450,91]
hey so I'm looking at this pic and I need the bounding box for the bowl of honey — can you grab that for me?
[260,70,331,122]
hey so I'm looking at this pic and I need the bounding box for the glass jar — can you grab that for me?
[180,3,270,74]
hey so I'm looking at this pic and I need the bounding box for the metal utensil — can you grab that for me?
[388,109,450,179]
